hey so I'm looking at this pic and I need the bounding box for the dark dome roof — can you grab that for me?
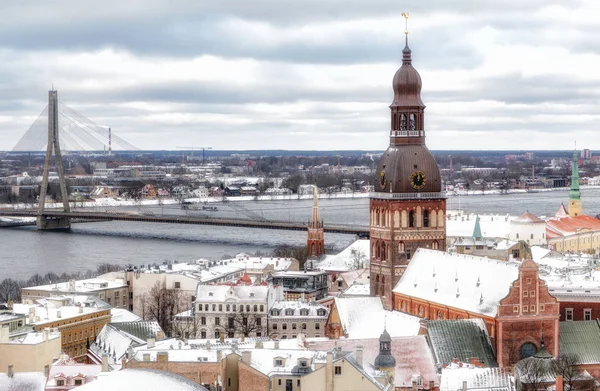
[379,329,392,343]
[374,145,441,194]
[374,353,397,368]
[391,45,424,108]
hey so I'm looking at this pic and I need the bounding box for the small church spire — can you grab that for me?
[307,185,325,257]
[568,145,582,217]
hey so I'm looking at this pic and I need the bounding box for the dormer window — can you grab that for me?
[274,358,284,367]
[208,292,213,297]
[250,292,255,298]
[286,309,294,316]
[300,309,309,316]
[317,309,326,316]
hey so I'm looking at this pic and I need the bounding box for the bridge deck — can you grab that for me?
[0,210,370,236]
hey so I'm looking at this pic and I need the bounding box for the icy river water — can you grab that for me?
[2,188,600,280]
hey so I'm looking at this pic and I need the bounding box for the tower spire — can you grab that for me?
[311,185,320,225]
[402,12,410,46]
[568,145,581,217]
[307,185,325,257]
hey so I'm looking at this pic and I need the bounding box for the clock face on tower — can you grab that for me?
[410,171,427,190]
[379,171,387,188]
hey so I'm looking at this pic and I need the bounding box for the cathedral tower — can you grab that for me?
[370,18,446,310]
[568,150,581,217]
[308,186,325,257]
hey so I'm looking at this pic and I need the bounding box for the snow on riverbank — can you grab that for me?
[1,185,598,210]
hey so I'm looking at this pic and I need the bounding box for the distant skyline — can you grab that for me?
[0,1,598,151]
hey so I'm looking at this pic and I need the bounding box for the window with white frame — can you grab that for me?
[585,309,592,321]
[566,308,574,321]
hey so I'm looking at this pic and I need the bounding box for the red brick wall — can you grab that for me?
[496,260,560,367]
[559,301,600,321]
[238,361,269,391]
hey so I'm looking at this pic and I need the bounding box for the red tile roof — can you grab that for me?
[546,215,600,237]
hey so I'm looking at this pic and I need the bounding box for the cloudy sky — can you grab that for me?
[0,0,598,151]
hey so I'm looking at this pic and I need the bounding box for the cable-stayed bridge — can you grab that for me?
[12,100,137,152]
[1,90,369,236]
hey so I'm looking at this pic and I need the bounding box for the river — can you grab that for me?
[1,188,600,280]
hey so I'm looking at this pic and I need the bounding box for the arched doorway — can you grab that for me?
[520,342,537,359]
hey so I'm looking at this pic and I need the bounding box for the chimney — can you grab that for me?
[157,352,168,363]
[7,365,13,378]
[0,325,9,344]
[429,380,435,390]
[242,351,251,363]
[556,375,564,391]
[44,364,50,378]
[101,353,109,372]
[78,306,83,314]
[412,380,418,391]
[143,353,150,362]
[28,307,35,323]
[326,352,333,391]
[147,335,155,349]
[219,333,225,343]
[462,380,467,391]
[274,340,279,349]
[56,310,61,319]
[217,350,223,361]
[355,345,363,369]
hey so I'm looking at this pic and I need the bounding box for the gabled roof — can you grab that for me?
[333,297,420,339]
[393,249,520,317]
[195,285,268,302]
[546,214,600,237]
[426,319,498,367]
[311,336,438,389]
[559,320,600,364]
[440,366,514,391]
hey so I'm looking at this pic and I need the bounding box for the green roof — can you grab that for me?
[426,319,498,367]
[559,320,600,364]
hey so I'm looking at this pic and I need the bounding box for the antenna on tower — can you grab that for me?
[401,12,410,45]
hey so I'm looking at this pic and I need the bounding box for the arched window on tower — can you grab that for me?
[409,210,415,228]
[409,114,416,130]
[400,114,407,130]
[423,210,429,228]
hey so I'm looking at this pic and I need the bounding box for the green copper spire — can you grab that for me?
[473,215,482,240]
[570,150,580,201]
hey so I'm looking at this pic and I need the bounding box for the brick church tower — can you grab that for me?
[496,259,560,367]
[307,186,325,257]
[370,24,446,310]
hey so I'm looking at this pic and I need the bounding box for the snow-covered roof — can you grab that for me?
[440,366,514,391]
[110,308,142,323]
[311,336,439,389]
[8,330,60,345]
[342,284,370,296]
[195,285,268,302]
[22,278,127,293]
[0,372,46,391]
[446,213,514,239]
[12,303,108,325]
[316,239,370,272]
[242,349,326,376]
[269,301,328,318]
[512,212,545,224]
[393,249,520,317]
[334,297,420,339]
[47,357,102,388]
[75,369,208,391]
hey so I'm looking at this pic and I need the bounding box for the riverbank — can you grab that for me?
[1,185,598,210]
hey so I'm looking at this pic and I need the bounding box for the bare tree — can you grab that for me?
[551,353,580,390]
[517,358,550,391]
[220,313,266,338]
[350,248,367,270]
[142,282,190,337]
[0,279,21,302]
[171,309,203,340]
